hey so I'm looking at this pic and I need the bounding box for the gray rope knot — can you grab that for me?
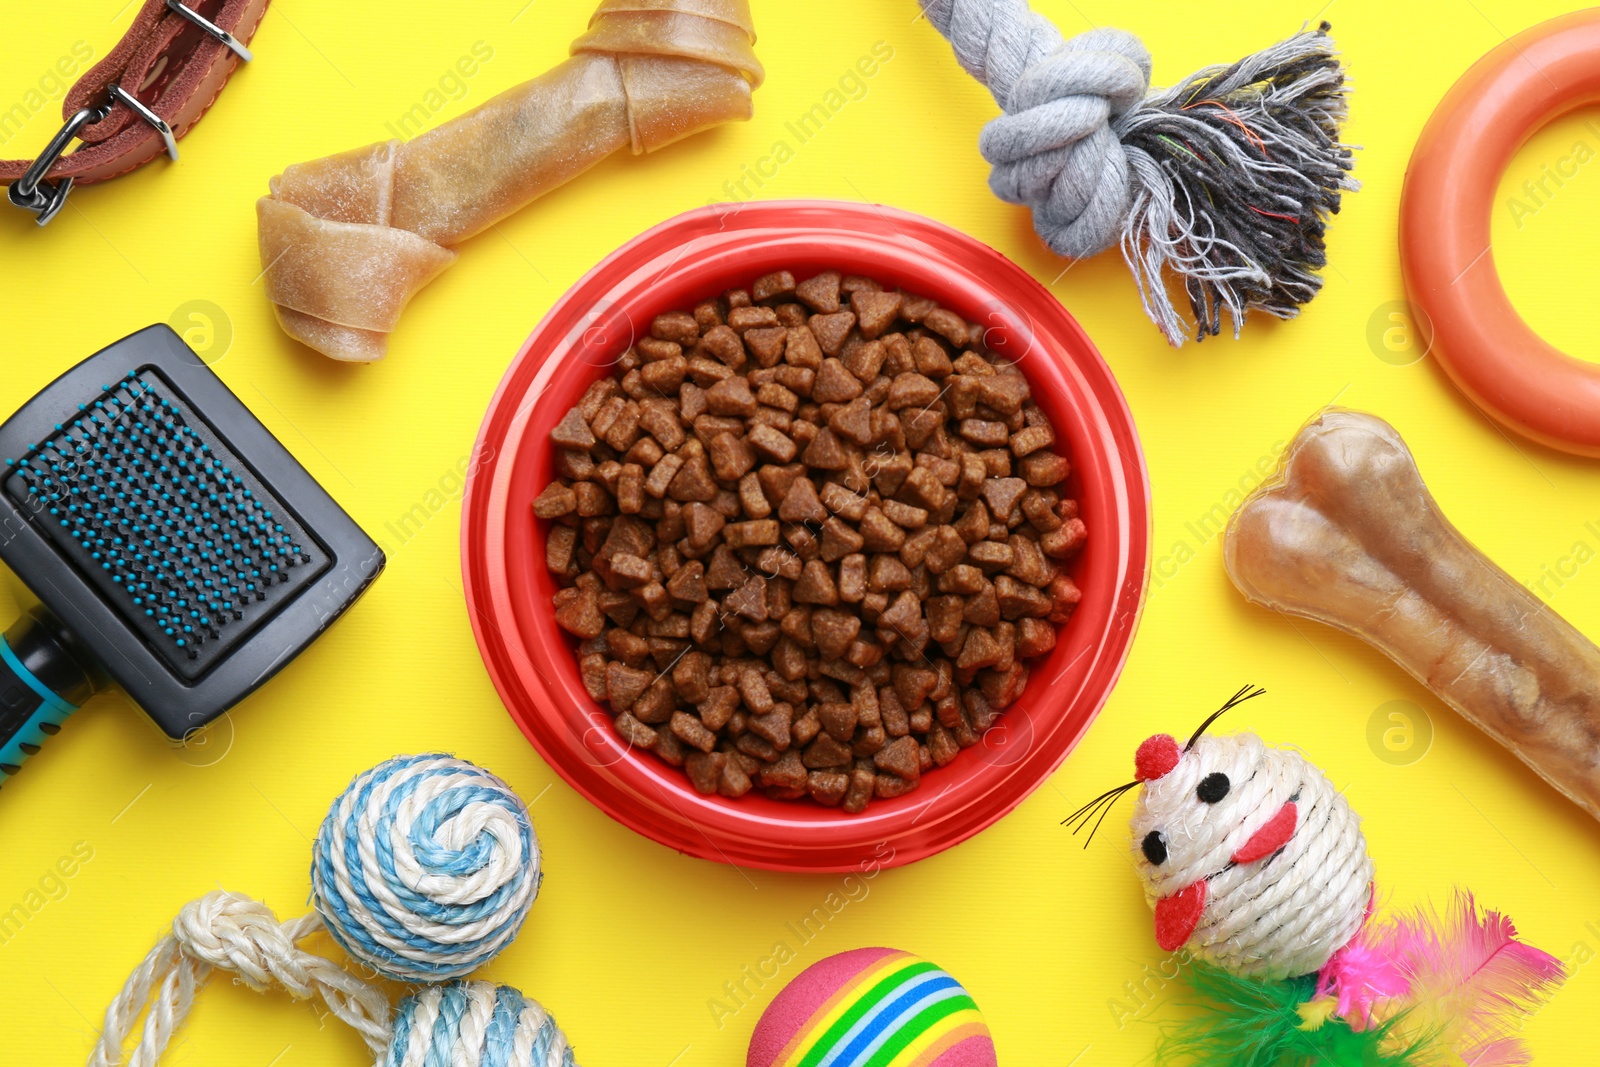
[980,28,1151,260]
[922,0,1357,345]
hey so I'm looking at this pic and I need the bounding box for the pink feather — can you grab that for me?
[1368,892,1565,1066]
[1316,930,1410,1029]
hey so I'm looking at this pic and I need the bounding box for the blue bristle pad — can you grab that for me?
[4,372,310,660]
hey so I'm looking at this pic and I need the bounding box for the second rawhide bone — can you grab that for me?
[1224,410,1600,821]
[258,0,762,362]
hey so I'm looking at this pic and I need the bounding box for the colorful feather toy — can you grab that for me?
[1068,688,1565,1066]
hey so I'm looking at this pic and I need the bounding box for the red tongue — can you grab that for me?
[1153,880,1207,951]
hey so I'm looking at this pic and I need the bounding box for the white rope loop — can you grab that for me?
[86,892,580,1067]
[87,891,394,1067]
[1130,733,1373,979]
[312,753,541,983]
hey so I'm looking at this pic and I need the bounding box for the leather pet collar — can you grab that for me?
[4,0,269,224]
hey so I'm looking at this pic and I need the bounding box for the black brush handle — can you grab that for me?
[0,608,99,786]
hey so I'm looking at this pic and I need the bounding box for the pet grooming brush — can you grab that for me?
[0,325,383,783]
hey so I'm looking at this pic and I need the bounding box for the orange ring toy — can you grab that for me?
[1401,9,1600,457]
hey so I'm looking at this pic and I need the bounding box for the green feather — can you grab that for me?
[1155,963,1436,1067]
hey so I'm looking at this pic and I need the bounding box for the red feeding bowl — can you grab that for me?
[462,201,1149,872]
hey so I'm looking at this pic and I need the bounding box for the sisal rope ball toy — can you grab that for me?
[919,0,1357,345]
[89,754,576,1067]
[312,753,541,982]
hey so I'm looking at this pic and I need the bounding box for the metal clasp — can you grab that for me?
[7,105,108,226]
[8,87,182,226]
[166,0,254,62]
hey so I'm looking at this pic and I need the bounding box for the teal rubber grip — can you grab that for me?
[0,634,80,781]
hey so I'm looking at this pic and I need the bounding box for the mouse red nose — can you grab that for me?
[1136,734,1182,781]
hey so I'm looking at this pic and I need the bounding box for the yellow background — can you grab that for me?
[3,1,1599,1063]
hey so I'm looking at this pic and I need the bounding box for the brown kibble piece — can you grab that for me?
[706,376,757,416]
[1011,424,1054,457]
[533,482,576,518]
[682,502,725,550]
[779,477,828,523]
[753,270,796,303]
[887,373,941,411]
[745,327,788,367]
[546,525,577,574]
[811,607,861,660]
[708,432,757,481]
[814,359,864,403]
[820,518,865,562]
[724,576,769,622]
[858,509,906,552]
[913,336,954,379]
[851,290,902,340]
[552,407,597,449]
[614,711,658,749]
[808,770,850,805]
[1020,450,1070,486]
[668,456,718,501]
[1016,616,1057,658]
[818,702,858,742]
[977,374,1030,415]
[793,559,840,605]
[829,397,874,445]
[842,767,875,813]
[796,271,842,313]
[801,428,849,470]
[671,711,718,752]
[1041,517,1088,559]
[804,733,854,769]
[652,311,699,344]
[982,477,1028,521]
[748,424,798,462]
[785,324,823,369]
[725,519,780,549]
[923,308,969,346]
[554,588,605,638]
[874,735,921,781]
[605,662,653,711]
[685,751,726,794]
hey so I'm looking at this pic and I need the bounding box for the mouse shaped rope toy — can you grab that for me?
[89,754,577,1067]
[1069,688,1565,1066]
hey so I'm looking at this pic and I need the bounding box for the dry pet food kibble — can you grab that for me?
[540,270,1086,813]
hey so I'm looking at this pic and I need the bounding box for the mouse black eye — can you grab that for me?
[1141,830,1167,865]
[1197,772,1230,804]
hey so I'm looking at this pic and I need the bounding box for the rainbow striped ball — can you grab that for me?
[747,948,997,1067]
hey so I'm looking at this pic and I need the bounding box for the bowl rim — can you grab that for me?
[461,199,1151,872]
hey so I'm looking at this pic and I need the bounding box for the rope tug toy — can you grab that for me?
[90,754,577,1067]
[1068,688,1566,1067]
[918,0,1357,345]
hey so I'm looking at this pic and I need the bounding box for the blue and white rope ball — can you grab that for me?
[312,754,541,982]
[385,981,577,1067]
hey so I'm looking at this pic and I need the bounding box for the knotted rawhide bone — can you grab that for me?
[258,0,762,362]
[918,1,1356,345]
[1225,410,1600,822]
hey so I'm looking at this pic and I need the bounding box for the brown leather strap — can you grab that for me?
[0,0,270,186]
